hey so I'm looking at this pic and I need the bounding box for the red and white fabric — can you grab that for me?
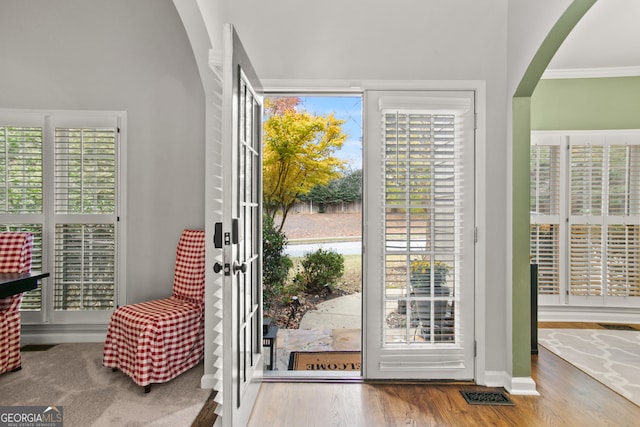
[0,232,34,374]
[103,229,206,387]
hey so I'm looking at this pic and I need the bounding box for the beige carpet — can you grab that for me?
[538,328,640,406]
[0,343,211,426]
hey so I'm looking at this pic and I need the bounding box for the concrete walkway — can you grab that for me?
[299,292,361,329]
[271,292,362,371]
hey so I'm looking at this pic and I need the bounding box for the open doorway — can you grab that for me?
[262,94,363,377]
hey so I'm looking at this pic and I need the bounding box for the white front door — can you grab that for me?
[220,24,263,427]
[363,90,476,380]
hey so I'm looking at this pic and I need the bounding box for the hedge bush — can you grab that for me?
[263,215,292,308]
[300,248,344,294]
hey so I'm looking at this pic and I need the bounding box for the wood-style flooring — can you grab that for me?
[193,323,640,426]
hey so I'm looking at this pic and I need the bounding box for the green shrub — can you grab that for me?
[262,215,293,309]
[300,248,344,293]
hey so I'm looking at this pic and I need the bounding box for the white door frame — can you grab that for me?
[262,79,488,384]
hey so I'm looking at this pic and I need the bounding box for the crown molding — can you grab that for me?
[542,66,640,79]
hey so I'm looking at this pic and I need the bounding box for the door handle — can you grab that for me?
[214,262,231,276]
[233,261,247,274]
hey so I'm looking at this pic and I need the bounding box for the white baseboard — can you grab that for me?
[481,370,540,395]
[505,376,540,396]
[200,374,217,389]
[539,305,640,323]
[20,324,107,345]
[482,370,509,388]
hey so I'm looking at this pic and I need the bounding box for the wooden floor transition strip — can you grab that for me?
[191,390,218,427]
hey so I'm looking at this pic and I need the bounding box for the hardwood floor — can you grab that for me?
[193,323,640,426]
[242,347,640,426]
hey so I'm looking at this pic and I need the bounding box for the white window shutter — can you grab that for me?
[530,224,560,295]
[530,140,562,298]
[0,123,45,310]
[381,109,464,345]
[54,124,118,311]
[532,131,640,306]
[570,144,604,216]
[607,224,640,297]
[569,224,603,296]
[0,125,43,214]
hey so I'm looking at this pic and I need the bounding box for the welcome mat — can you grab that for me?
[288,351,361,371]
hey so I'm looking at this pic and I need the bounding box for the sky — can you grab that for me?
[267,95,363,170]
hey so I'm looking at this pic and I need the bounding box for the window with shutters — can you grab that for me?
[378,94,473,349]
[530,141,561,296]
[0,110,124,323]
[531,131,640,307]
[382,111,460,344]
[0,122,45,310]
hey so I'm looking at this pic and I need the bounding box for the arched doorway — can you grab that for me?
[511,0,597,381]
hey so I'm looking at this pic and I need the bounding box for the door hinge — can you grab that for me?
[474,341,477,357]
[474,113,478,130]
[474,227,478,243]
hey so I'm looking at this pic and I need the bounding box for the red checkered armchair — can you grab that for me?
[0,232,34,374]
[103,229,205,392]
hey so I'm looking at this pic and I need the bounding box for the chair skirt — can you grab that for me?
[103,296,204,387]
[0,295,23,373]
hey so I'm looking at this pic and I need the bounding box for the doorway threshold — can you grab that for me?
[263,371,363,383]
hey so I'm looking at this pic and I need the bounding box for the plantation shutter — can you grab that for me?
[605,141,640,298]
[0,119,45,310]
[0,125,43,214]
[569,224,603,296]
[532,131,640,307]
[530,141,561,298]
[53,119,118,312]
[607,224,640,297]
[382,109,461,344]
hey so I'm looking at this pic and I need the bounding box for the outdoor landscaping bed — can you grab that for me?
[264,288,351,329]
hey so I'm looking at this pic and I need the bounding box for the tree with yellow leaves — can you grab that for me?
[263,97,347,231]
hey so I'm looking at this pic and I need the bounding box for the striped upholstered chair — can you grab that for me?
[103,229,206,392]
[0,232,34,374]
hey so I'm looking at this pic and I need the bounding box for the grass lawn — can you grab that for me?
[339,254,362,294]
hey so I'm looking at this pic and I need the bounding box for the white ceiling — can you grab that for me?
[547,0,640,73]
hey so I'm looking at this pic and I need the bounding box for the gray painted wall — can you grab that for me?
[217,0,510,376]
[0,0,205,305]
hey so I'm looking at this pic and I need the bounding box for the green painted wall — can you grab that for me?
[532,76,640,130]
[512,97,532,377]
